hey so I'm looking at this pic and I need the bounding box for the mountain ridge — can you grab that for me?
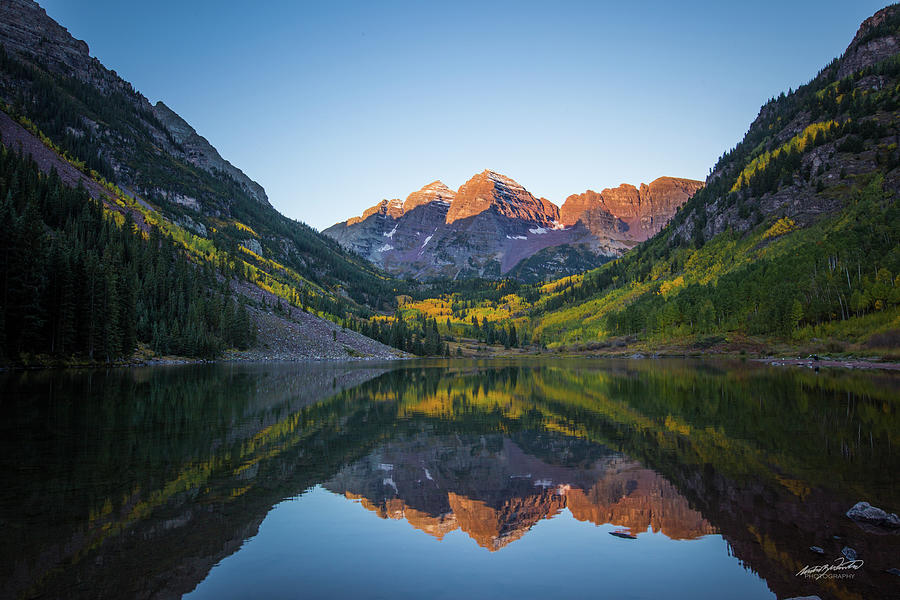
[324,170,703,280]
[0,0,271,207]
[151,100,270,206]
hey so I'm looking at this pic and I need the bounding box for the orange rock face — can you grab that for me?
[447,490,567,551]
[340,466,714,551]
[445,170,560,226]
[346,198,404,226]
[345,181,455,226]
[402,180,456,214]
[345,492,459,540]
[559,176,703,241]
[332,441,716,552]
[564,469,717,540]
[325,171,702,279]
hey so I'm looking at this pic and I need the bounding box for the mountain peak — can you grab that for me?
[325,171,701,279]
[0,0,91,76]
[476,169,526,190]
[403,180,456,213]
[423,180,450,190]
[346,198,405,225]
[850,4,900,47]
[446,170,558,225]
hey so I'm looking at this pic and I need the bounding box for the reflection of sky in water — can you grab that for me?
[188,485,774,600]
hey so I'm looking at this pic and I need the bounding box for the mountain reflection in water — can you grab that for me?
[327,434,716,550]
[0,359,897,600]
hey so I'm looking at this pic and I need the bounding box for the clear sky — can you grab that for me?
[39,0,890,230]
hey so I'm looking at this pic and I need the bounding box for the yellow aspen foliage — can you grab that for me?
[763,217,797,239]
[731,120,838,192]
[658,276,685,299]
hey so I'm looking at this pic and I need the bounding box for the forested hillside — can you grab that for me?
[0,145,255,361]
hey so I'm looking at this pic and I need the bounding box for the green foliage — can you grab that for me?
[533,177,899,345]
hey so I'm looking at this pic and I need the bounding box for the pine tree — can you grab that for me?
[15,197,48,352]
[102,266,123,360]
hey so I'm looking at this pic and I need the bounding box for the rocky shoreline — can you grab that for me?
[753,357,900,371]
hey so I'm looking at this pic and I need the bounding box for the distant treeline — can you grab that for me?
[349,314,451,357]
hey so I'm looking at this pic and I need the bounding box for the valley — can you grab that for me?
[1,3,898,600]
[0,0,898,367]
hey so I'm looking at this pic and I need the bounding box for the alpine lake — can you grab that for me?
[1,358,898,600]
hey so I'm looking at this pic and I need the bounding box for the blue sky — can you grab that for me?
[40,1,889,229]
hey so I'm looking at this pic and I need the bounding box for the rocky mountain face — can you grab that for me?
[559,177,704,241]
[0,0,270,208]
[152,101,269,205]
[838,5,900,79]
[324,170,702,280]
[325,434,715,551]
[401,179,456,212]
[446,170,559,225]
[0,0,91,73]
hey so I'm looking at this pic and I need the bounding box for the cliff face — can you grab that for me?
[559,177,704,241]
[0,0,93,78]
[403,180,456,213]
[323,171,701,280]
[837,5,900,79]
[346,198,405,226]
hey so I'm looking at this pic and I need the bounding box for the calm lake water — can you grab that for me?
[1,359,898,599]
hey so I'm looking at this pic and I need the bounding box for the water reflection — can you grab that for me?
[327,434,716,550]
[0,359,897,599]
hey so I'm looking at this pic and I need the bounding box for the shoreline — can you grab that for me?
[751,356,900,371]
[3,350,899,373]
[0,352,412,372]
